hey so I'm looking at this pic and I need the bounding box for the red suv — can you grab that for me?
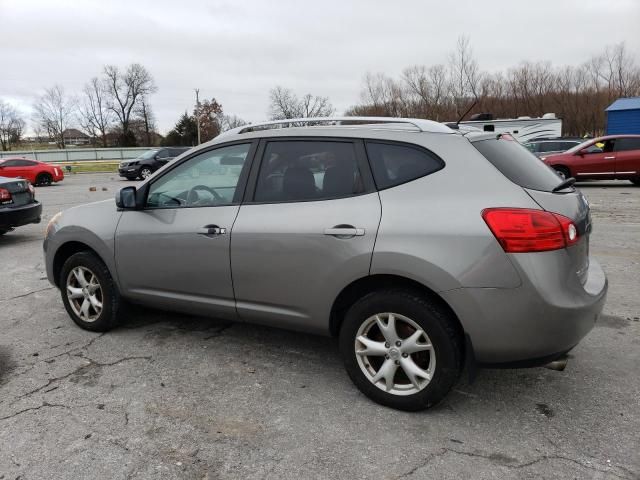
[0,157,64,186]
[541,135,640,185]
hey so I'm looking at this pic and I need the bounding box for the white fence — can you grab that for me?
[0,147,153,163]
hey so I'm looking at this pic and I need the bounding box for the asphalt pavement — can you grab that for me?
[0,173,638,479]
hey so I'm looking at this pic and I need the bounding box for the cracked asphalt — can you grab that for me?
[1,173,639,479]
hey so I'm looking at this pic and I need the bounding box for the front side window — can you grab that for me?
[146,143,251,208]
[157,149,170,159]
[254,141,363,202]
[365,141,444,189]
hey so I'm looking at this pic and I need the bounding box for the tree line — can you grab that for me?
[0,63,249,151]
[346,37,640,136]
[1,38,639,151]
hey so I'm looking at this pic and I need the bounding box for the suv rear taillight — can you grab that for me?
[482,208,579,253]
[0,188,11,203]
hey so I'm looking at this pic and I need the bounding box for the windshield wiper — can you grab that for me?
[552,177,576,193]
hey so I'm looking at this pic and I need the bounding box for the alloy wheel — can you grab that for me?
[141,168,152,179]
[66,266,103,322]
[355,312,436,396]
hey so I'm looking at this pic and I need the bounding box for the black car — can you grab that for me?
[0,176,42,235]
[118,147,191,180]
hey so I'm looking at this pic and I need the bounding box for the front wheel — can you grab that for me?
[139,167,153,180]
[553,166,570,180]
[60,251,123,332]
[339,289,463,411]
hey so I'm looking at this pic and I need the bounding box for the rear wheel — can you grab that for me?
[553,166,570,180]
[339,289,463,411]
[60,251,123,332]
[36,172,53,186]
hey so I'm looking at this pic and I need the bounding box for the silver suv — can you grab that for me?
[44,117,607,411]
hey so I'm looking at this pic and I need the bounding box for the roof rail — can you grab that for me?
[217,116,453,139]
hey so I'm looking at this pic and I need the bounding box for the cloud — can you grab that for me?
[1,0,638,133]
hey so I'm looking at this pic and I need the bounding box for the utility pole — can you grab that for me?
[195,88,201,145]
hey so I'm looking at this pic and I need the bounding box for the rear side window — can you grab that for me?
[539,142,561,152]
[615,138,640,152]
[365,142,444,189]
[254,141,364,203]
[472,137,561,192]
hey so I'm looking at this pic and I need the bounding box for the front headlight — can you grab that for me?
[46,211,62,238]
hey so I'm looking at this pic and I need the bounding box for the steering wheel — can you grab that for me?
[186,184,224,206]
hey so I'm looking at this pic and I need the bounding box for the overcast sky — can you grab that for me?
[1,0,639,134]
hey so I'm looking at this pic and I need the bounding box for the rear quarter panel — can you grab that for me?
[371,132,541,291]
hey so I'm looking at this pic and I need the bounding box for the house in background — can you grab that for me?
[62,128,91,146]
[606,97,640,135]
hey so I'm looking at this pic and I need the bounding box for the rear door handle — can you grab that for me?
[604,156,615,159]
[324,227,365,237]
[198,224,226,237]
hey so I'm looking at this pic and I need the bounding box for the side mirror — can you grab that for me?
[116,186,139,209]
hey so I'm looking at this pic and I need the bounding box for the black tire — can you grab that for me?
[59,251,123,332]
[339,289,463,411]
[36,172,53,186]
[553,166,570,180]
[0,229,8,236]
[631,178,640,186]
[139,167,152,180]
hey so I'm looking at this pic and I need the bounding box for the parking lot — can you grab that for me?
[0,172,638,479]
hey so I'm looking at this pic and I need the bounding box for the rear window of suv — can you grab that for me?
[365,141,444,189]
[472,136,562,192]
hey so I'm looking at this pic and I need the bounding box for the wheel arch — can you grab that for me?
[329,274,465,341]
[550,164,571,176]
[52,240,106,288]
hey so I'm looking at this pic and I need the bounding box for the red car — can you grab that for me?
[541,135,640,185]
[0,156,64,186]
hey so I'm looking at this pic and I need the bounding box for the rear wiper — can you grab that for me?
[552,177,576,193]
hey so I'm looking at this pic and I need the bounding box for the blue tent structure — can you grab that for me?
[606,97,640,135]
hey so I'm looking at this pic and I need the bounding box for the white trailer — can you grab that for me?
[458,113,562,141]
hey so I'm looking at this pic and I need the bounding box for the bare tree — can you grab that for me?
[448,35,482,117]
[78,77,113,147]
[0,100,26,151]
[135,96,156,146]
[33,85,75,148]
[219,114,247,132]
[268,86,334,120]
[103,63,157,146]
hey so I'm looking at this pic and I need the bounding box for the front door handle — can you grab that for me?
[604,156,615,159]
[198,224,227,237]
[324,226,365,237]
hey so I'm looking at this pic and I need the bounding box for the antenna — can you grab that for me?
[455,97,478,127]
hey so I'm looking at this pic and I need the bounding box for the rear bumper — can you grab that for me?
[442,253,607,364]
[0,201,42,229]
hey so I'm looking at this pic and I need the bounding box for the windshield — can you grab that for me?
[136,150,158,160]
